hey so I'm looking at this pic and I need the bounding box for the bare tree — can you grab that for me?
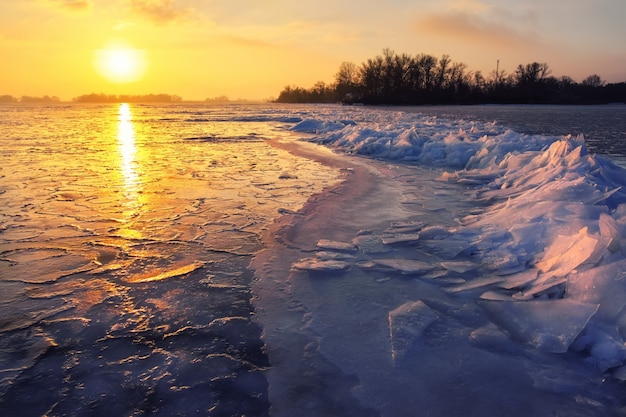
[582,74,604,88]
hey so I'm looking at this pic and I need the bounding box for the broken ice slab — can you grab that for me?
[445,276,504,294]
[511,277,566,300]
[315,251,357,261]
[380,233,421,245]
[351,234,392,254]
[416,225,452,240]
[388,300,438,363]
[292,258,351,272]
[598,212,624,253]
[567,259,626,321]
[122,261,206,283]
[4,254,95,284]
[419,239,473,258]
[480,249,520,273]
[373,258,434,275]
[440,260,479,274]
[469,323,524,355]
[535,227,598,278]
[498,269,538,290]
[480,299,599,353]
[480,291,514,301]
[385,220,424,234]
[316,239,357,252]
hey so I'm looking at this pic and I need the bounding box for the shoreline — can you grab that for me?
[251,137,396,416]
[251,136,458,416]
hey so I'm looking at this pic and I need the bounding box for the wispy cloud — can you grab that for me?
[414,9,541,49]
[43,0,92,13]
[130,0,194,25]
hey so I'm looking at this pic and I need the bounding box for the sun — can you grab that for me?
[94,43,147,83]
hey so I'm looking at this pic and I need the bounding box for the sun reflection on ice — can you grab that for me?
[117,103,143,238]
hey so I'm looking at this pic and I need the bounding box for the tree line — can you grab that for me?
[0,95,61,103]
[275,48,626,105]
[72,93,183,103]
[0,93,184,103]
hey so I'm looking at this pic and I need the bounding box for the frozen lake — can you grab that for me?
[2,103,626,416]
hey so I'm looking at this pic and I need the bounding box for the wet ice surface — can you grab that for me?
[0,103,339,416]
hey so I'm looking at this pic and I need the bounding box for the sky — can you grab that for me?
[1,0,625,101]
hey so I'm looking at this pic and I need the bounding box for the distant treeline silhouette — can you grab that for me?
[0,93,184,103]
[276,49,626,105]
[72,93,183,103]
[0,95,61,103]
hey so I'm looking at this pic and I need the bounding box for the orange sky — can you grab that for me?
[1,0,625,101]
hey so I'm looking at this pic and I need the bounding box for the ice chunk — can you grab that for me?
[598,212,624,253]
[480,249,520,273]
[440,260,478,273]
[417,225,452,240]
[292,258,351,272]
[571,325,626,371]
[480,291,513,301]
[5,254,94,284]
[480,299,599,353]
[535,227,598,279]
[316,239,357,252]
[388,301,438,362]
[380,233,421,245]
[123,261,206,283]
[373,258,433,275]
[445,276,504,293]
[385,220,424,234]
[567,259,626,321]
[499,269,538,290]
[351,234,392,254]
[419,239,473,258]
[469,323,524,354]
[315,251,356,260]
[512,277,566,300]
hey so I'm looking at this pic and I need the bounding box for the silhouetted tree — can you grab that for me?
[582,74,604,88]
[335,61,359,101]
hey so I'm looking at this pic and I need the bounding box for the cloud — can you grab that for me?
[43,0,92,13]
[130,0,194,25]
[414,10,541,49]
[220,34,275,49]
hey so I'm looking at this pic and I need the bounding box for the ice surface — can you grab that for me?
[5,103,626,416]
[388,301,438,362]
[481,300,599,353]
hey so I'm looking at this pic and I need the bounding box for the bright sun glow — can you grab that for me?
[94,44,147,83]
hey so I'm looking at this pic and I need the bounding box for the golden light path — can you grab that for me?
[117,103,143,238]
